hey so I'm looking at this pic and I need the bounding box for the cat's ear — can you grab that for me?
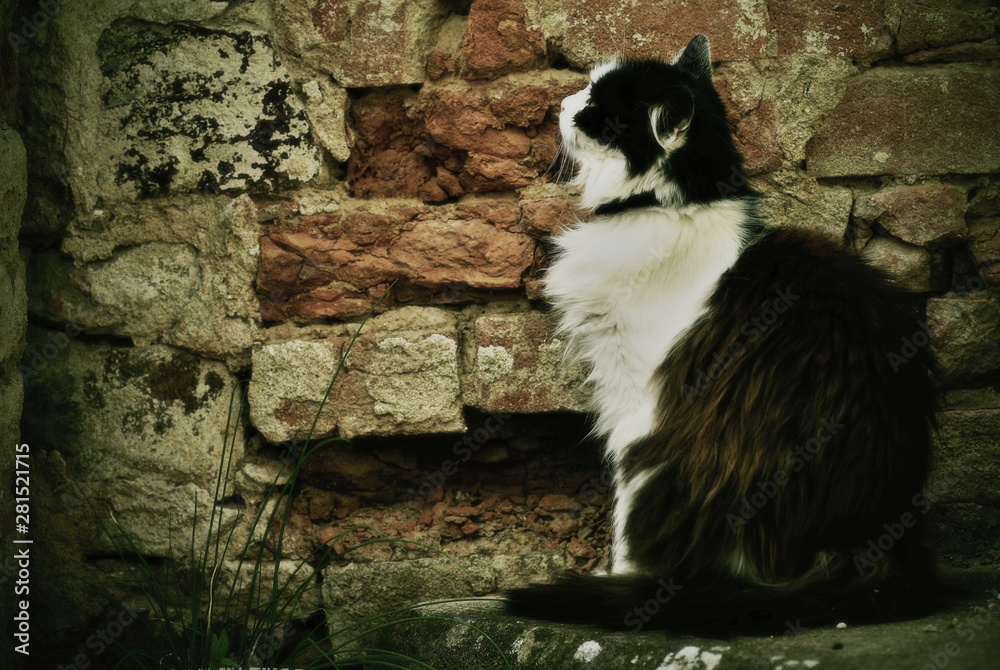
[674,34,712,81]
[650,100,693,152]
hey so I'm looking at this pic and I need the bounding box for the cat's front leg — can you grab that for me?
[607,467,656,575]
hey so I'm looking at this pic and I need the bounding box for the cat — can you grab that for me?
[505,35,945,632]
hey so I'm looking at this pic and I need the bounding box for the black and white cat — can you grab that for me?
[506,35,944,631]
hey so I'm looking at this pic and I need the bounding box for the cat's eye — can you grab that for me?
[585,100,598,109]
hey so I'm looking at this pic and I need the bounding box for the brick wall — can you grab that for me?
[13,0,1000,654]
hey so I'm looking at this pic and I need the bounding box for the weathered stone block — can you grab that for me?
[322,553,566,636]
[462,0,546,80]
[302,78,351,164]
[717,56,856,170]
[257,197,535,322]
[930,389,1000,505]
[519,183,581,237]
[357,581,1000,670]
[892,0,999,55]
[29,196,261,365]
[538,0,773,68]
[273,0,449,87]
[968,183,1000,286]
[769,0,894,57]
[807,65,1000,177]
[752,171,853,243]
[927,294,1000,384]
[472,312,589,413]
[21,329,245,493]
[0,244,27,365]
[86,478,240,559]
[0,125,26,241]
[853,184,968,247]
[249,307,465,442]
[95,22,319,201]
[860,236,932,292]
[348,70,585,201]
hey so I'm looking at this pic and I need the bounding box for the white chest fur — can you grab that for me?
[544,200,748,465]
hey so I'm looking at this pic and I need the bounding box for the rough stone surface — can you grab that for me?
[931,389,1000,505]
[249,307,465,442]
[519,183,582,236]
[860,236,933,292]
[717,56,857,170]
[257,196,535,321]
[84,478,240,559]
[472,312,589,413]
[534,0,773,67]
[892,0,999,55]
[752,171,853,243]
[967,182,1000,286]
[94,22,318,202]
[272,0,449,87]
[0,122,26,640]
[462,0,546,80]
[808,65,1000,177]
[302,78,352,163]
[0,126,27,366]
[27,196,261,365]
[928,390,1000,565]
[21,327,245,493]
[15,0,241,237]
[854,184,968,248]
[348,70,585,201]
[769,0,894,57]
[927,293,1000,384]
[365,571,1000,670]
[322,553,565,637]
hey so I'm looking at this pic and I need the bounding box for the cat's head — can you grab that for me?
[558,35,748,212]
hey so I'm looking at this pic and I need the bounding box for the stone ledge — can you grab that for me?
[363,569,1000,670]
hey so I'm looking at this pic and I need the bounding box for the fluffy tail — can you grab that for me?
[505,566,953,634]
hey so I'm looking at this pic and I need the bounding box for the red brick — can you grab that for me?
[853,184,968,247]
[462,0,546,79]
[349,71,585,201]
[520,196,580,236]
[257,200,535,322]
[807,65,1000,177]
